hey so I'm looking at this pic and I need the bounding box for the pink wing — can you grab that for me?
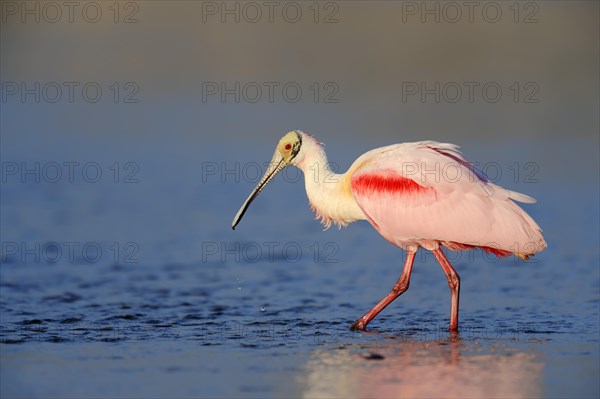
[349,141,546,256]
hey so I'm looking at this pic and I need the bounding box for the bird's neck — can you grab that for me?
[296,142,365,229]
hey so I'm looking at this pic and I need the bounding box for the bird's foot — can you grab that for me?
[349,319,367,331]
[448,329,460,340]
[448,325,459,334]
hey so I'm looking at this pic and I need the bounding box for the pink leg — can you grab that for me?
[432,248,460,332]
[350,251,416,331]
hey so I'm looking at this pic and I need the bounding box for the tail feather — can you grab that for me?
[507,190,536,204]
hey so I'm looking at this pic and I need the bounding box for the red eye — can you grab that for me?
[285,143,292,150]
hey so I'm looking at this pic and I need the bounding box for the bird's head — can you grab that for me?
[231,130,305,229]
[276,130,304,165]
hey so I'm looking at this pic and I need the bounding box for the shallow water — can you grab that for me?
[2,1,599,397]
[1,132,599,398]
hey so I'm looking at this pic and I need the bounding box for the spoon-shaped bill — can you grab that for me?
[231,152,286,229]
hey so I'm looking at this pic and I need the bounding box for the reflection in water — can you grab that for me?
[301,338,542,399]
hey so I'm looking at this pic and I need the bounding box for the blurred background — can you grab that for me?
[1,1,598,398]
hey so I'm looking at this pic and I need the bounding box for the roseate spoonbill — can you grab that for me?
[232,131,546,332]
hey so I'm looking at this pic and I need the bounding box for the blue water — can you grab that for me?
[1,1,599,397]
[1,127,598,398]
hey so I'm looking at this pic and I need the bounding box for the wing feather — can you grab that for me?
[349,141,546,254]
